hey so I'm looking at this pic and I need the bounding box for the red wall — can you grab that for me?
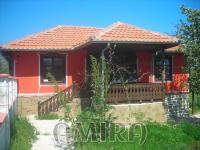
[13,49,86,94]
[14,52,39,93]
[165,54,188,92]
[67,49,86,86]
[137,51,152,82]
[136,51,188,92]
[13,49,187,94]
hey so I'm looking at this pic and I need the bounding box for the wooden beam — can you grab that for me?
[161,50,165,82]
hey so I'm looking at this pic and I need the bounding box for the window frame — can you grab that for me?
[154,54,173,82]
[40,53,66,85]
[110,51,138,83]
[1,52,14,76]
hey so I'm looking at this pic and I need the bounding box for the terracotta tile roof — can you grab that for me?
[165,45,181,53]
[2,25,102,50]
[1,22,178,51]
[92,22,178,43]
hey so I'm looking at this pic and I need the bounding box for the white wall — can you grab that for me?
[0,75,18,150]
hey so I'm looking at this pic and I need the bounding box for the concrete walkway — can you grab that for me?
[192,113,200,118]
[28,116,63,150]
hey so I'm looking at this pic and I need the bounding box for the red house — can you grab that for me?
[0,22,189,118]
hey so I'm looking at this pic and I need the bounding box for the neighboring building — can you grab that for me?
[0,22,189,119]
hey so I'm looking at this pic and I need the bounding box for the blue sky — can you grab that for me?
[0,0,199,44]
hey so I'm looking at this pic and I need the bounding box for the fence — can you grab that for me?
[107,83,165,104]
[38,83,78,116]
[0,74,18,150]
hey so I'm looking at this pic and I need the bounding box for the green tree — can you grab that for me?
[89,55,110,117]
[0,52,9,74]
[178,5,200,114]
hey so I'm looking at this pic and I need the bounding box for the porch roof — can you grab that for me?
[0,22,179,51]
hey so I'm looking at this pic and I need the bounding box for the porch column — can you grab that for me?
[161,50,165,82]
[101,43,110,99]
[151,53,154,83]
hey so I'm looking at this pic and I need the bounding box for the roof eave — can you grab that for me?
[164,50,183,53]
[0,48,71,52]
[0,40,180,52]
[92,40,179,45]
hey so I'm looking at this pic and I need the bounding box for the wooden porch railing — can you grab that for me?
[38,83,79,116]
[106,83,165,104]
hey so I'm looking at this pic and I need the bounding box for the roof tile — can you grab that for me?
[2,25,101,50]
[92,22,178,43]
[1,22,178,51]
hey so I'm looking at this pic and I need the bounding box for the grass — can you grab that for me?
[189,93,200,114]
[10,117,36,150]
[37,113,59,120]
[74,121,200,150]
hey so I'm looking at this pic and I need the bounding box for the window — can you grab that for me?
[154,54,172,81]
[40,54,66,84]
[111,52,137,83]
[5,56,13,75]
[0,52,13,75]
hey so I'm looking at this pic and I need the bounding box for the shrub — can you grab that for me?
[10,117,36,150]
[37,113,59,120]
[179,122,200,141]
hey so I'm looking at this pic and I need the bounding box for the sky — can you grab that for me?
[0,0,200,44]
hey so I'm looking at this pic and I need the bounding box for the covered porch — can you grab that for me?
[85,42,176,103]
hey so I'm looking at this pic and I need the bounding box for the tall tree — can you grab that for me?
[178,5,200,114]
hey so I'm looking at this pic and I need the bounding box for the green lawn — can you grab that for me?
[75,122,200,150]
